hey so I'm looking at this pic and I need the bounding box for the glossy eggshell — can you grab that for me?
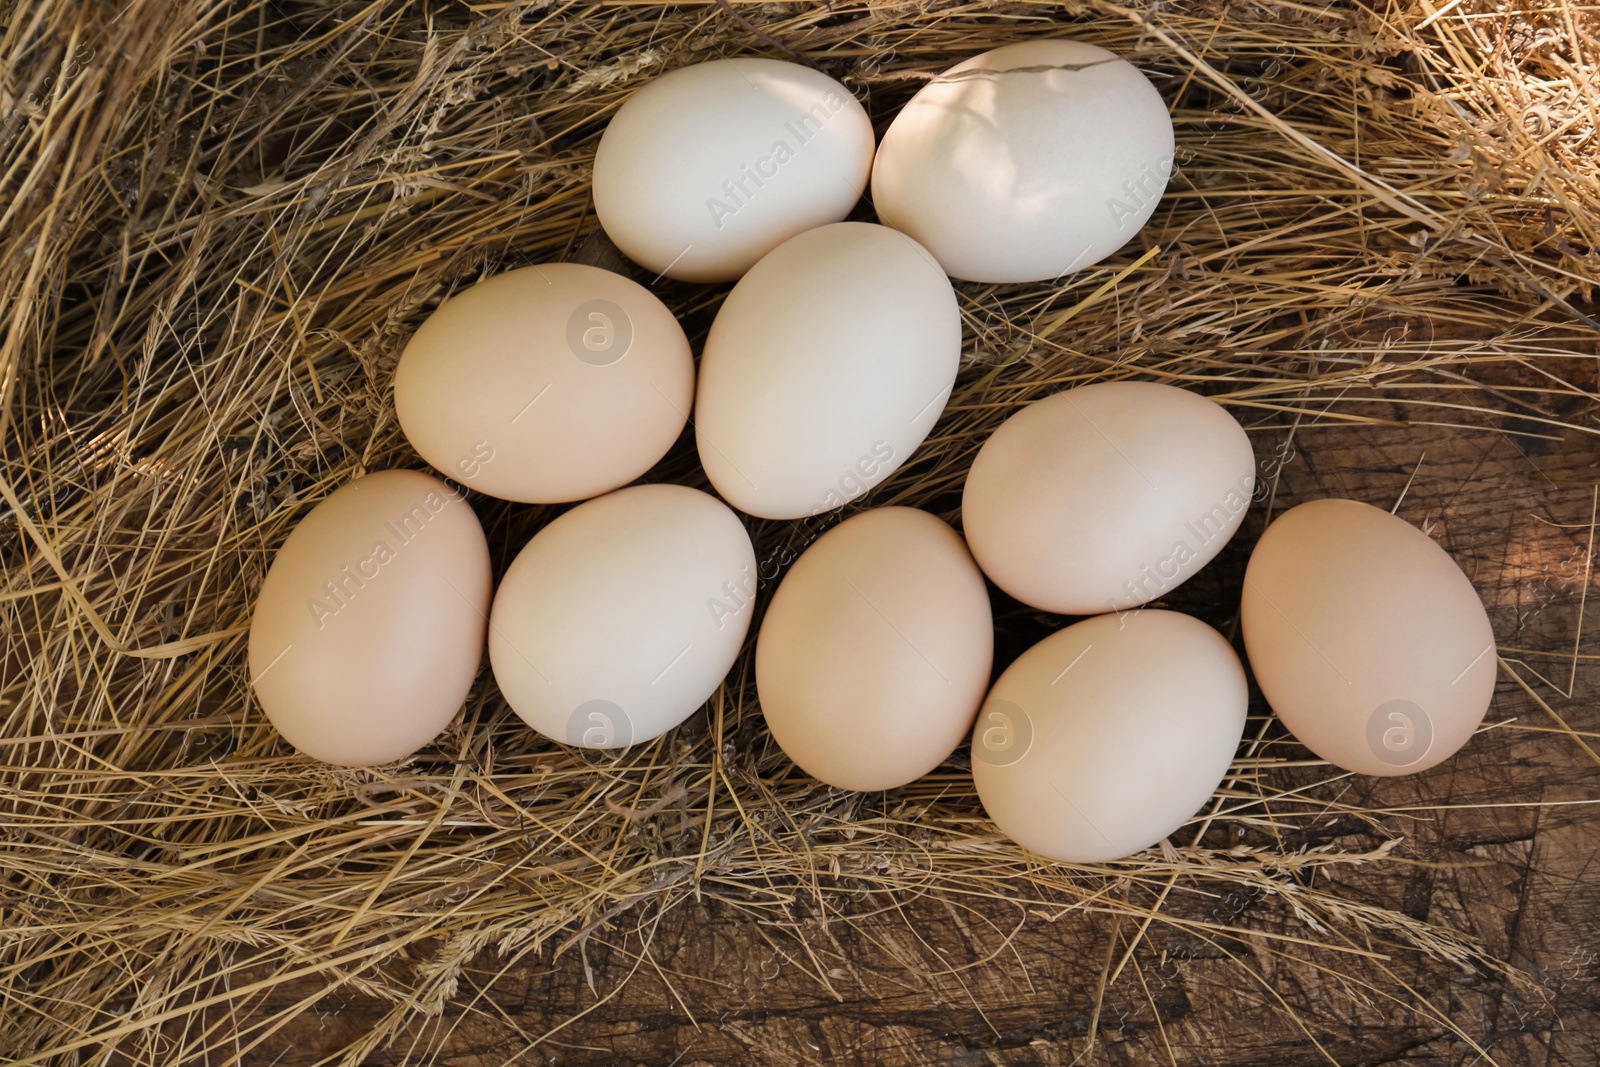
[871,39,1175,283]
[393,263,693,504]
[247,469,492,766]
[488,484,757,749]
[961,381,1255,615]
[971,610,1247,863]
[694,222,961,520]
[593,58,875,283]
[1240,498,1497,776]
[755,507,994,791]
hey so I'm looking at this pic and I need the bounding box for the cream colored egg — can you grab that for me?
[393,263,693,504]
[755,507,994,791]
[488,484,756,749]
[872,39,1175,283]
[961,381,1255,615]
[1241,498,1497,776]
[695,222,961,520]
[593,58,875,282]
[247,470,492,766]
[971,610,1247,863]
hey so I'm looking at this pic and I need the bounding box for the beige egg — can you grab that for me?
[247,470,492,766]
[755,507,994,791]
[961,381,1255,615]
[1241,498,1497,776]
[971,610,1247,863]
[489,484,756,749]
[393,263,693,504]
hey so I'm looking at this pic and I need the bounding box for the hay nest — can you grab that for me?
[2,0,1597,1062]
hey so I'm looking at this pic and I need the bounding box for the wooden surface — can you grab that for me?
[9,2,1596,1061]
[229,393,1600,1066]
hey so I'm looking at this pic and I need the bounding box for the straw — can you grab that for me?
[2,0,1595,1061]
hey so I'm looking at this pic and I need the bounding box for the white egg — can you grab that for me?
[872,39,1175,283]
[972,610,1247,863]
[694,222,961,520]
[488,484,756,749]
[593,58,875,283]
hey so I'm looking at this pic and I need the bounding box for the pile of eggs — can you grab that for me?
[247,42,1498,864]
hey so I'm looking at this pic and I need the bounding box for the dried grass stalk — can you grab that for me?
[2,0,1597,1062]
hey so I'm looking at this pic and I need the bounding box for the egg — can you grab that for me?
[393,263,693,504]
[247,470,492,766]
[755,507,993,791]
[1241,498,1497,776]
[871,39,1175,283]
[961,381,1255,615]
[592,58,875,283]
[695,222,961,520]
[972,610,1247,863]
[488,484,756,749]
